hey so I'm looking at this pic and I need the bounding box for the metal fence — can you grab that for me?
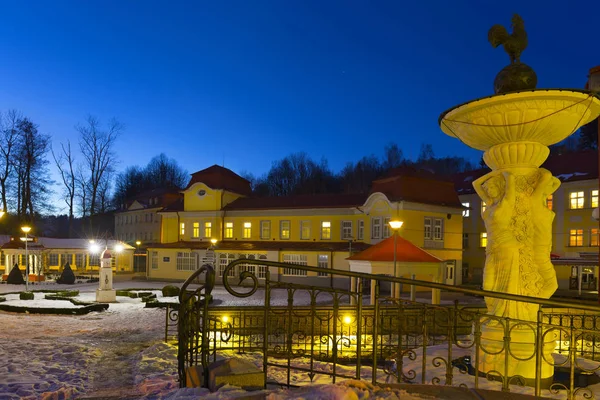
[176,260,600,399]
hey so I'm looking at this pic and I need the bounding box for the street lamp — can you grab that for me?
[210,238,217,248]
[21,226,31,291]
[389,220,404,298]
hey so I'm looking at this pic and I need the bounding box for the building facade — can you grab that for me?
[144,165,464,288]
[0,236,134,280]
[456,150,599,290]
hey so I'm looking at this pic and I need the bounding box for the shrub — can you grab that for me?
[58,290,79,297]
[20,292,34,300]
[162,285,180,297]
[56,262,76,284]
[116,290,130,296]
[7,264,25,285]
[128,292,138,298]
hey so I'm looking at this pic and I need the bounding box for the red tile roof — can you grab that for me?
[224,193,368,210]
[148,240,371,253]
[186,165,252,196]
[347,236,442,263]
[370,175,463,208]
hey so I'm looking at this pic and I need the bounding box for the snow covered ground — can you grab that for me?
[1,279,592,399]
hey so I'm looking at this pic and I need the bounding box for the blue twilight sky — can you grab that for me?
[0,1,597,212]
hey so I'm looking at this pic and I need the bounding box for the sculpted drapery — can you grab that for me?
[473,168,559,322]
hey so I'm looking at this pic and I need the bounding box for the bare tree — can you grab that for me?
[0,110,21,212]
[52,141,77,236]
[13,117,52,219]
[76,165,90,218]
[77,116,123,217]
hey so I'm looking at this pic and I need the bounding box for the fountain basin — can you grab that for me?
[439,89,600,152]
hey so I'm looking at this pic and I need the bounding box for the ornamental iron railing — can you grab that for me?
[177,259,600,399]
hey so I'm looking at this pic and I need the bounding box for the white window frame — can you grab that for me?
[204,222,212,238]
[341,221,353,240]
[462,202,470,217]
[151,251,158,269]
[177,252,197,271]
[433,218,443,240]
[371,217,382,239]
[192,222,200,238]
[280,220,291,240]
[424,217,432,240]
[300,220,311,240]
[317,254,329,277]
[383,217,391,238]
[282,254,308,276]
[357,220,364,240]
[219,253,236,277]
[260,220,271,239]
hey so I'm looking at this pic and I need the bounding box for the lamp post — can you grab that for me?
[135,240,141,272]
[21,226,31,291]
[388,220,404,298]
[587,66,600,301]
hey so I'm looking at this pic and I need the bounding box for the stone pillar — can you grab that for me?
[350,277,356,305]
[370,279,376,305]
[96,249,116,302]
[410,274,416,302]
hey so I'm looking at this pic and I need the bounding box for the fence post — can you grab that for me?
[372,280,380,385]
[410,274,416,302]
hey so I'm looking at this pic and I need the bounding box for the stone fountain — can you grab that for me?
[439,14,600,386]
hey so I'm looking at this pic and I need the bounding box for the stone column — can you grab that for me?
[96,250,116,302]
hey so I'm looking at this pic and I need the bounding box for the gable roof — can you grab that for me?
[370,175,463,208]
[347,235,442,263]
[224,193,368,210]
[185,165,252,195]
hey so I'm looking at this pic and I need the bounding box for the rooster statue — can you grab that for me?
[488,14,527,64]
[487,14,536,94]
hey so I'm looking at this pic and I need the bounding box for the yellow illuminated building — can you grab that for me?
[146,165,464,288]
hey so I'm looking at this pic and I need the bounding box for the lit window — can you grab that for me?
[300,221,310,240]
[342,221,353,240]
[546,195,553,210]
[371,217,381,239]
[243,222,252,239]
[462,202,470,217]
[192,222,200,238]
[225,222,233,239]
[424,217,432,240]
[321,221,331,240]
[591,228,599,247]
[593,190,599,208]
[570,191,585,209]
[383,218,390,238]
[482,202,487,213]
[357,220,364,240]
[260,221,271,239]
[204,222,212,238]
[180,222,185,236]
[569,229,583,247]
[480,232,487,247]
[280,220,290,240]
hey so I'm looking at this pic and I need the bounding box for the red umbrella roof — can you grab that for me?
[347,236,442,263]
